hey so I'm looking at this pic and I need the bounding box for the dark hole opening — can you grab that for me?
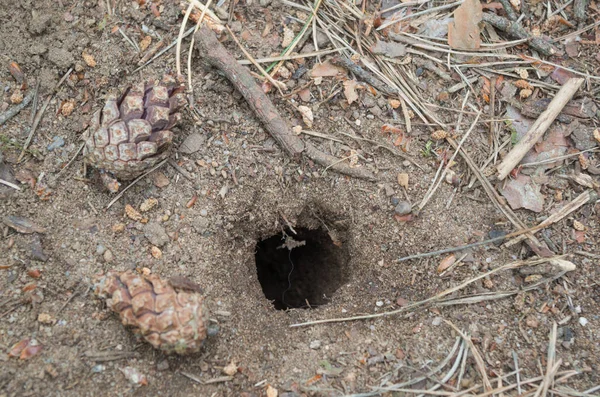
[255,227,346,310]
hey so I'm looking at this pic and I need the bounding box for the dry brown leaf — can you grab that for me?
[389,99,401,109]
[437,254,456,274]
[370,40,406,57]
[343,80,359,104]
[499,174,544,212]
[448,0,482,49]
[310,62,342,77]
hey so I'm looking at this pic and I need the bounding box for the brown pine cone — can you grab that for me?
[94,270,209,355]
[84,76,185,190]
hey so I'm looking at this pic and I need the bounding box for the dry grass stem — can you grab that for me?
[290,256,564,327]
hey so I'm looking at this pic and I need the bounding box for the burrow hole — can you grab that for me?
[255,226,349,310]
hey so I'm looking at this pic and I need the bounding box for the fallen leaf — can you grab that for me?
[499,174,545,212]
[2,216,46,234]
[343,80,359,104]
[310,62,342,77]
[317,360,344,376]
[370,40,406,57]
[8,338,43,360]
[8,338,30,357]
[448,0,482,49]
[437,254,456,274]
[381,124,403,134]
[564,40,579,58]
[8,62,24,83]
[298,88,311,102]
[550,68,575,84]
[153,172,170,188]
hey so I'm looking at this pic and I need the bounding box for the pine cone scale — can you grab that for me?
[84,76,184,185]
[94,271,208,355]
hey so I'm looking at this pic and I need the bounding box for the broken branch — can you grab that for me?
[482,13,557,56]
[194,27,376,181]
[497,77,585,179]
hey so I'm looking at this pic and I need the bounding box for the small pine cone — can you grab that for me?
[94,270,209,355]
[84,76,186,182]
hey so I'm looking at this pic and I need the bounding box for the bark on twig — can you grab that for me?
[497,0,518,21]
[497,78,584,179]
[195,27,376,181]
[482,13,557,56]
[0,90,35,126]
[574,0,588,23]
[330,56,396,96]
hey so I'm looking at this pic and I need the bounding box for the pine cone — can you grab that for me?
[94,270,209,355]
[84,76,185,190]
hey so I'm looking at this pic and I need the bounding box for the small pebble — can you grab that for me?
[200,209,208,217]
[103,250,114,263]
[394,201,411,216]
[47,136,65,151]
[390,196,400,206]
[156,360,169,371]
[96,245,106,255]
[309,340,321,350]
[432,317,442,326]
[579,317,588,326]
[375,301,384,307]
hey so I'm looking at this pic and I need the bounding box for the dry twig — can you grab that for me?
[290,256,564,327]
[497,78,584,179]
[0,90,35,126]
[194,26,376,181]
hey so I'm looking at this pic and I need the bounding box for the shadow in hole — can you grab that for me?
[255,227,347,310]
